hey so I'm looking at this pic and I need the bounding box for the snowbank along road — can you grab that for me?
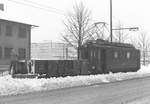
[1,76,150,104]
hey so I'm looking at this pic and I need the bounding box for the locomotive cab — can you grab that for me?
[81,40,106,74]
[88,47,105,74]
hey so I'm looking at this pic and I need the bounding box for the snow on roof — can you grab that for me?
[0,18,38,27]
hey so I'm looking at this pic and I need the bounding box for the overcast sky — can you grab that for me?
[0,0,149,43]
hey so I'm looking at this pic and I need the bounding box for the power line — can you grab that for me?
[7,0,66,16]
[8,0,65,15]
[22,0,65,14]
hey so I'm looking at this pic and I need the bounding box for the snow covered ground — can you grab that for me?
[0,65,150,96]
[127,96,150,104]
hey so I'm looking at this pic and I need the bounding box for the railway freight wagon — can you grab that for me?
[81,39,140,74]
[31,60,89,77]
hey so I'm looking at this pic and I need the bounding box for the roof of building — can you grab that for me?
[0,18,38,27]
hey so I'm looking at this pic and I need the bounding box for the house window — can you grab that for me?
[18,27,26,38]
[6,25,12,36]
[5,47,12,58]
[18,48,26,59]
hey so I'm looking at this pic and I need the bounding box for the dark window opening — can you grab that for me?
[18,27,27,38]
[5,47,12,58]
[18,48,26,59]
[6,25,12,36]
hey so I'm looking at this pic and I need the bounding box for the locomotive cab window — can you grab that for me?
[114,51,118,59]
[93,50,96,57]
[91,50,95,57]
[90,50,93,57]
[127,52,131,59]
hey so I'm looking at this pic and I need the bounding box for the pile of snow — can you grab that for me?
[0,65,150,96]
[137,64,150,74]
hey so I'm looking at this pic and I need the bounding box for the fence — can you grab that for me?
[140,50,150,65]
[0,65,9,77]
[31,42,77,60]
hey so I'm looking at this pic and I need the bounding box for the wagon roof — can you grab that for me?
[85,39,135,48]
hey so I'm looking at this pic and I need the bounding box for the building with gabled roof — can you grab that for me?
[0,18,37,65]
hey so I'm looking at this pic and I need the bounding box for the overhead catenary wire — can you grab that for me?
[22,0,65,14]
[7,0,66,16]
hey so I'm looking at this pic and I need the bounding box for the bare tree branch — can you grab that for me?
[131,31,150,65]
[62,2,92,60]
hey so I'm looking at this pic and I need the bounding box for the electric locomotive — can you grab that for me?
[81,39,140,74]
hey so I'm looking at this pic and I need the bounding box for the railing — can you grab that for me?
[0,65,9,77]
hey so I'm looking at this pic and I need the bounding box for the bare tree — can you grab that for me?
[131,32,150,65]
[62,2,92,60]
[114,21,128,43]
[138,32,150,65]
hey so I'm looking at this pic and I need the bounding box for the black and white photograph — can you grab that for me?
[0,0,150,104]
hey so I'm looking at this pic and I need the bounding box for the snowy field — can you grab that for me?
[0,65,150,96]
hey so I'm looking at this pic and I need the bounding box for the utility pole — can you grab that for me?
[109,0,138,42]
[110,0,113,42]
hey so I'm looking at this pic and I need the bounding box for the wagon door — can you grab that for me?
[88,47,97,74]
[96,48,105,73]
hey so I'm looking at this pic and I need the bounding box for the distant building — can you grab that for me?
[31,42,77,60]
[0,18,36,65]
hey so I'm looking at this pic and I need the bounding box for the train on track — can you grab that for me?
[15,39,140,78]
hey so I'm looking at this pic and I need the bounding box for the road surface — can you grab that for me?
[1,76,150,104]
